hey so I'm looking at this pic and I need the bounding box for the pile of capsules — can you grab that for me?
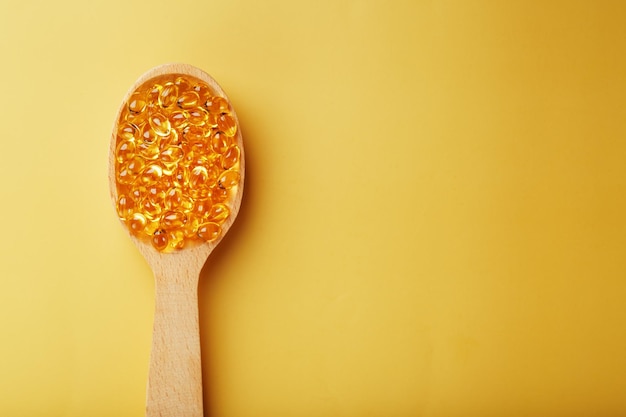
[114,74,241,252]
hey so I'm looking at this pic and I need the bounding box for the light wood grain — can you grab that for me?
[108,63,244,417]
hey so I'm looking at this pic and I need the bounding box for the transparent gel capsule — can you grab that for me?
[170,111,188,130]
[128,92,147,114]
[116,165,134,185]
[221,145,240,170]
[126,156,145,176]
[160,146,184,166]
[117,194,134,219]
[187,108,209,126]
[177,91,200,109]
[140,122,158,144]
[149,112,171,137]
[198,222,221,242]
[141,197,163,219]
[159,129,181,150]
[128,212,148,234]
[146,84,162,106]
[211,187,229,203]
[147,184,166,203]
[211,131,232,154]
[116,139,135,163]
[137,141,160,160]
[169,229,185,250]
[118,122,139,141]
[218,170,240,189]
[217,113,237,137]
[162,210,187,229]
[192,198,212,220]
[152,229,169,251]
[164,187,183,210]
[175,76,192,93]
[208,203,230,222]
[159,82,178,108]
[172,166,189,187]
[183,125,208,143]
[182,216,199,238]
[140,163,163,184]
[205,96,230,114]
[194,84,213,101]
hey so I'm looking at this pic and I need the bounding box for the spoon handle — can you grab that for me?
[146,273,203,417]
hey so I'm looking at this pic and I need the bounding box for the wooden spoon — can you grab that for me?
[108,63,244,417]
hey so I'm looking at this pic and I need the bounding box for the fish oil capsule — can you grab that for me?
[211,131,231,154]
[208,203,230,222]
[127,156,145,176]
[211,187,229,203]
[169,229,185,250]
[128,92,147,114]
[164,187,182,209]
[149,113,171,137]
[182,216,199,238]
[141,197,163,219]
[128,212,148,234]
[221,145,240,169]
[197,222,221,242]
[183,125,208,143]
[147,184,166,203]
[162,210,187,228]
[137,141,160,160]
[117,194,134,219]
[192,198,212,220]
[116,139,135,163]
[175,76,192,92]
[177,91,200,109]
[187,108,209,126]
[159,82,178,108]
[118,122,139,141]
[160,146,184,166]
[146,84,162,107]
[140,163,163,184]
[205,96,230,114]
[139,122,158,144]
[217,113,237,137]
[218,170,240,190]
[152,229,169,251]
[116,164,134,185]
[169,111,188,130]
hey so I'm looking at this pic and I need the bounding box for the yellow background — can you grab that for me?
[1,1,625,416]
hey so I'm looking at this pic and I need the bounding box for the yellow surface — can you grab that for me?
[1,0,625,416]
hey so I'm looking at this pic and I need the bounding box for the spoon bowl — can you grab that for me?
[108,63,244,417]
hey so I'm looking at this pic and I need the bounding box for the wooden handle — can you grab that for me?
[146,271,203,417]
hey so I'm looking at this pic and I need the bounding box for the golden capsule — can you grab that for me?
[192,198,212,219]
[128,92,147,114]
[131,186,146,201]
[194,84,213,102]
[146,84,162,106]
[206,96,230,114]
[175,76,192,92]
[149,112,171,137]
[141,197,163,219]
[169,229,186,250]
[128,212,148,234]
[116,165,134,185]
[164,187,183,210]
[208,203,230,222]
[182,215,199,238]
[177,91,200,109]
[217,113,237,137]
[140,163,163,184]
[172,166,189,187]
[160,146,184,166]
[162,210,187,229]
[197,222,221,242]
[211,187,229,203]
[137,141,160,160]
[221,145,240,169]
[187,108,209,126]
[152,229,169,251]
[218,170,240,190]
[159,82,178,108]
[116,139,135,163]
[139,122,158,144]
[211,131,232,154]
[147,184,166,202]
[169,111,188,130]
[126,156,145,176]
[118,122,139,141]
[117,194,134,219]
[183,125,208,143]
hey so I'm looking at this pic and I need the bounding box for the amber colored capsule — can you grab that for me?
[149,112,171,137]
[183,125,209,143]
[131,186,146,201]
[208,203,230,222]
[197,222,221,242]
[152,229,169,251]
[137,141,160,160]
[146,84,162,106]
[159,82,178,108]
[194,84,213,101]
[162,210,187,229]
[211,187,229,202]
[128,92,147,114]
[140,163,163,184]
[128,212,148,234]
[187,108,209,126]
[217,113,237,137]
[126,156,145,176]
[175,76,192,92]
[218,170,240,190]
[211,131,232,154]
[221,145,240,169]
[141,197,163,219]
[182,216,199,238]
[116,139,135,163]
[206,96,230,114]
[147,184,166,203]
[117,194,134,219]
[177,91,200,109]
[118,122,139,141]
[160,146,184,166]
[172,166,189,187]
[192,198,213,219]
[164,187,183,210]
[139,122,158,144]
[116,165,134,185]
[169,111,188,130]
[168,229,185,250]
